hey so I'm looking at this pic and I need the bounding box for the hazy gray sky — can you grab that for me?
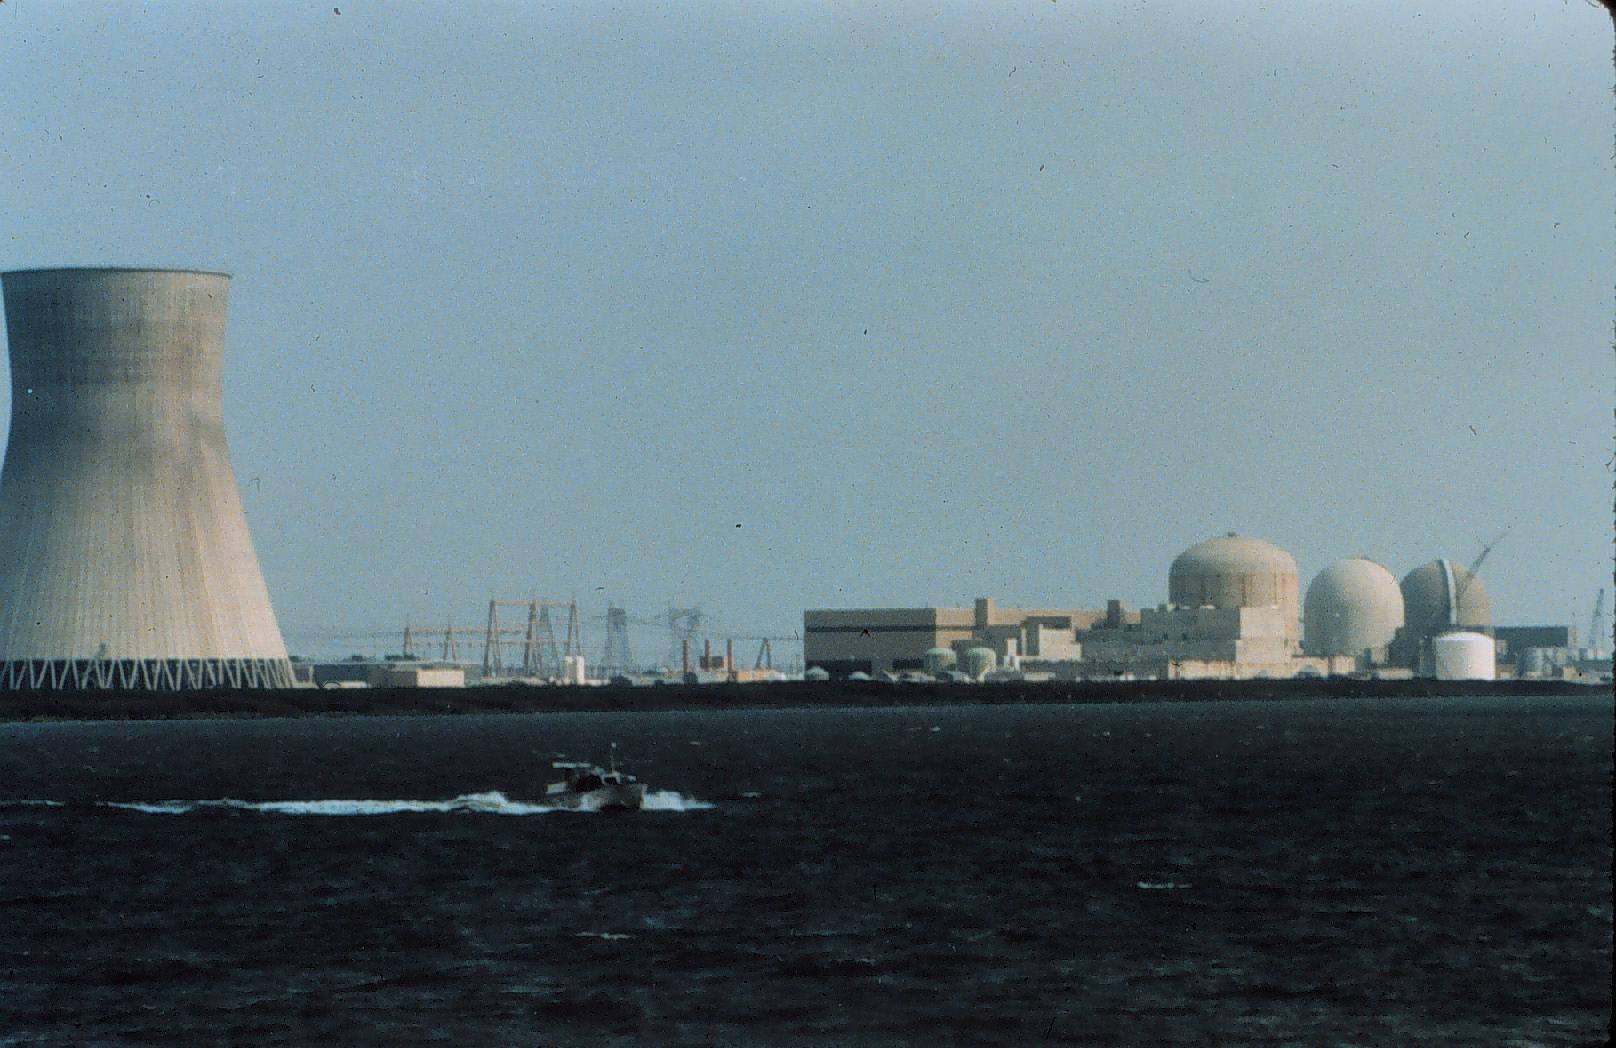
[2,1,1611,657]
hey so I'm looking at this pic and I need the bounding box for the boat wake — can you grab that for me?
[2,790,714,816]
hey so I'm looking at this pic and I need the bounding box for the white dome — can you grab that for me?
[1304,558,1404,656]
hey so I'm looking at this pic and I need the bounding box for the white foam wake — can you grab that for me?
[642,789,715,811]
[90,789,713,816]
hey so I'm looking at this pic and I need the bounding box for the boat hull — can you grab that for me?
[546,783,646,811]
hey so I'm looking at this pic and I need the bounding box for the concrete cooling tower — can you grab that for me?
[0,268,293,690]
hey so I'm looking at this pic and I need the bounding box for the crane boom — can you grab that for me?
[1451,528,1509,620]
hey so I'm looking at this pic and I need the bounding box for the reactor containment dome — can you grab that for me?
[0,268,294,690]
[1400,559,1491,634]
[1303,557,1405,657]
[1169,533,1299,633]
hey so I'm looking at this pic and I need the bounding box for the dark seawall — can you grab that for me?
[0,677,1604,722]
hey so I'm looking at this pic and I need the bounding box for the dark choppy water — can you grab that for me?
[1,695,1610,1046]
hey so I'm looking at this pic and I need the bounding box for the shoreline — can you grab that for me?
[0,677,1604,723]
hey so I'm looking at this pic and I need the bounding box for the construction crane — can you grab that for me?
[1450,528,1509,624]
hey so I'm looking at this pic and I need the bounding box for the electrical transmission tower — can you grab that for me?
[665,607,704,670]
[599,606,635,676]
[720,634,804,673]
[477,598,581,679]
[401,620,475,662]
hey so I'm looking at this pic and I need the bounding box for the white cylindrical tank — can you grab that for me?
[921,647,957,675]
[0,268,293,690]
[1303,557,1405,657]
[961,647,997,680]
[1430,631,1496,681]
[562,654,588,684]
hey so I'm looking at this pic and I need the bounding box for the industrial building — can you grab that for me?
[1075,534,1349,680]
[0,268,294,690]
[302,658,466,689]
[804,598,1108,677]
[1386,559,1492,671]
[807,534,1351,681]
[805,527,1598,683]
[1302,557,1404,663]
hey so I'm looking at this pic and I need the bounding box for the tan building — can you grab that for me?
[804,534,1363,681]
[804,597,1105,676]
[1074,605,1350,680]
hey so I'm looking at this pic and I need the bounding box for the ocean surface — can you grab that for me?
[1,694,1610,1046]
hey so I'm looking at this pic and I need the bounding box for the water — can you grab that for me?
[2,695,1610,1046]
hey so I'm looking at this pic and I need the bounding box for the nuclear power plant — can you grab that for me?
[0,270,1593,696]
[0,268,293,690]
[804,533,1593,683]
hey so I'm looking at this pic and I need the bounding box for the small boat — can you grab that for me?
[545,747,646,811]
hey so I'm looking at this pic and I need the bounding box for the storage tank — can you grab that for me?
[0,268,293,690]
[1430,631,1496,680]
[961,647,997,680]
[921,647,958,675]
[1169,533,1300,644]
[1303,557,1405,657]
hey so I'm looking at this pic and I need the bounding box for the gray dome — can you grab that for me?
[1169,533,1299,623]
[1401,559,1491,633]
[1304,557,1404,656]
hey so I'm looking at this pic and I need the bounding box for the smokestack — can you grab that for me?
[0,269,293,689]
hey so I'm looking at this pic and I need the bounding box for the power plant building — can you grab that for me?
[1166,534,1301,648]
[1303,557,1405,662]
[0,268,294,690]
[1072,534,1350,679]
[806,534,1353,681]
[1387,558,1493,669]
[804,598,1106,677]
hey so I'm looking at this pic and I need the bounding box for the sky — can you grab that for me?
[1,1,1611,661]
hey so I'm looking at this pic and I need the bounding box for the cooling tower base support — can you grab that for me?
[1,657,295,691]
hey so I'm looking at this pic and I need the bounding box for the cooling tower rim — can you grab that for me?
[3,266,231,279]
